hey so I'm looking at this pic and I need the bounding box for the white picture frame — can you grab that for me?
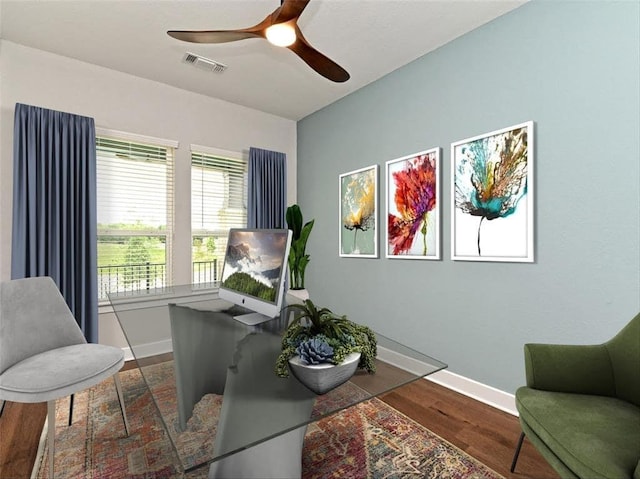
[451,121,534,262]
[339,164,379,258]
[385,147,441,260]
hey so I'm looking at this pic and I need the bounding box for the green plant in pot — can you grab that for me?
[275,299,377,391]
[286,204,314,291]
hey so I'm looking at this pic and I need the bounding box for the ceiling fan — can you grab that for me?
[167,0,350,83]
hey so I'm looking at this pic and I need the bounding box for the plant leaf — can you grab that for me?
[286,204,303,240]
[298,220,314,252]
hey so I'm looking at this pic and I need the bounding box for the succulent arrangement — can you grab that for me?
[275,298,377,378]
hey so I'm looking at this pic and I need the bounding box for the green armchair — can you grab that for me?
[511,313,640,479]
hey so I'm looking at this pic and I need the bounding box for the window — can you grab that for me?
[191,147,247,285]
[96,135,175,300]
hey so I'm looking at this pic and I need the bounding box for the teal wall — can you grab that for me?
[297,1,640,393]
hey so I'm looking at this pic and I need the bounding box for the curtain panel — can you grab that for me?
[247,147,287,229]
[11,103,98,343]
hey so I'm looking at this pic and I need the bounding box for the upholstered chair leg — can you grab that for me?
[68,394,74,426]
[510,431,525,472]
[48,400,56,479]
[113,373,130,435]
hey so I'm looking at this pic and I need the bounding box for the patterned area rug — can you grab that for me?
[33,362,503,479]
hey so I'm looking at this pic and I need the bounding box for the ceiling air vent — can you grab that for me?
[183,52,227,73]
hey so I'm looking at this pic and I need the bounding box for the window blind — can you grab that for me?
[191,150,247,284]
[96,136,174,299]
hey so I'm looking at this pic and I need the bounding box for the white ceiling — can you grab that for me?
[0,0,526,120]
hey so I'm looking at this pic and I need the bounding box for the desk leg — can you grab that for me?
[169,304,248,431]
[208,425,308,479]
[208,333,315,479]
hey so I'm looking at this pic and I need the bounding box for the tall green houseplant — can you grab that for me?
[286,204,314,290]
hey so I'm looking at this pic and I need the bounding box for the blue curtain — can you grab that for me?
[11,103,98,343]
[247,147,287,228]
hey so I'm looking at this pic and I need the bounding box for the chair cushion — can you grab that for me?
[0,343,124,403]
[517,387,640,479]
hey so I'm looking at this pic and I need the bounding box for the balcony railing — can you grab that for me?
[98,259,218,300]
[193,260,218,284]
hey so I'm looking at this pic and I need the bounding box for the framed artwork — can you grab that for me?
[339,165,378,258]
[451,121,534,262]
[385,147,440,260]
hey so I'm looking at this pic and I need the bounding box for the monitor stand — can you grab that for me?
[233,312,274,326]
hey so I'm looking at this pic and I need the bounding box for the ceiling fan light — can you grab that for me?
[266,23,296,47]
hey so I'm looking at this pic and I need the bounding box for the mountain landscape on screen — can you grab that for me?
[221,231,287,303]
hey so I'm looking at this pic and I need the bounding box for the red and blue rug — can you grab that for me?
[33,361,503,479]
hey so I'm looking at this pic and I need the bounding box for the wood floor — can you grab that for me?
[380,380,558,479]
[0,366,558,479]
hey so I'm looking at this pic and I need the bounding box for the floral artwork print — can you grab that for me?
[451,121,534,262]
[386,148,440,259]
[339,165,378,257]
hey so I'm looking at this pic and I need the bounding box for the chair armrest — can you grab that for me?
[524,343,616,395]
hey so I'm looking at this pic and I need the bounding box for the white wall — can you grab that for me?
[0,40,297,346]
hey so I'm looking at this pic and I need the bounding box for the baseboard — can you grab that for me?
[124,340,518,417]
[377,346,518,416]
[123,339,172,362]
[426,369,517,416]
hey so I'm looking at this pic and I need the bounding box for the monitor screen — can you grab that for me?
[219,228,292,325]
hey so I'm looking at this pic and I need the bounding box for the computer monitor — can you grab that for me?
[219,228,292,325]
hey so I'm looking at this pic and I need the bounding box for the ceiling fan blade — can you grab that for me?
[273,0,311,23]
[167,11,274,44]
[167,30,262,44]
[288,26,350,82]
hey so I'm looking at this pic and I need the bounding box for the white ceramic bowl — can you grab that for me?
[288,352,361,394]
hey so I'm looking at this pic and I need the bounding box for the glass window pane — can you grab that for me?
[191,151,247,285]
[97,136,174,300]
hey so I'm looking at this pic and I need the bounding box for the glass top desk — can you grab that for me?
[110,284,446,479]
